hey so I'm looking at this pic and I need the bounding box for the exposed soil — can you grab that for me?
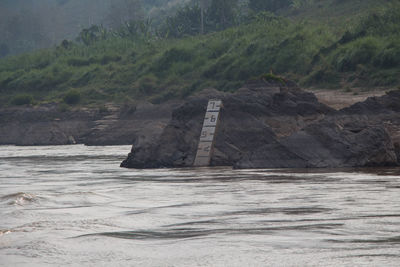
[307,88,387,110]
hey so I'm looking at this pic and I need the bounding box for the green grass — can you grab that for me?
[10,94,34,106]
[0,1,399,106]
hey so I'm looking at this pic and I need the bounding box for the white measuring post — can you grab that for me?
[193,99,222,167]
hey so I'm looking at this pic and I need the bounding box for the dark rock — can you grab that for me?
[236,118,397,168]
[339,90,400,115]
[84,101,176,146]
[0,101,177,146]
[121,79,337,168]
[236,89,400,168]
[0,105,97,145]
[122,81,400,169]
[122,89,225,168]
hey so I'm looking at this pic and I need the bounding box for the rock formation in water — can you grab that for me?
[0,102,176,146]
[121,79,400,169]
[0,104,96,146]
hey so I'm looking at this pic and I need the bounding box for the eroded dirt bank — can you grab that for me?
[308,89,387,110]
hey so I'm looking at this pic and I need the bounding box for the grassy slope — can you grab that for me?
[0,0,399,106]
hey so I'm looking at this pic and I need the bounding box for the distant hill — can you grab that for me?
[0,0,399,107]
[0,0,189,56]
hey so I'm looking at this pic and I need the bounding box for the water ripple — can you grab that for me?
[1,145,400,266]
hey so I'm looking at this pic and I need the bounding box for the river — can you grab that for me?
[0,145,399,266]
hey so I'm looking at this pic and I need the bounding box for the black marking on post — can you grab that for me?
[193,100,222,167]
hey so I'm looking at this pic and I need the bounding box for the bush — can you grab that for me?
[334,37,380,71]
[153,47,193,72]
[373,42,400,68]
[249,0,291,13]
[67,58,92,67]
[303,66,341,86]
[58,103,70,112]
[98,105,109,113]
[11,94,33,106]
[137,74,159,96]
[261,73,286,83]
[99,55,122,65]
[63,89,81,105]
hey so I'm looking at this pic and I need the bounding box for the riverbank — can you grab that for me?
[308,88,387,110]
[0,86,390,146]
[0,101,175,146]
[120,79,400,169]
[1,80,399,169]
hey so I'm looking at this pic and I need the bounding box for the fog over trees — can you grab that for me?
[0,0,383,57]
[0,0,190,56]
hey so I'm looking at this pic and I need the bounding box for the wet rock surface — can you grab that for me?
[122,79,369,168]
[84,102,177,146]
[236,89,400,168]
[121,80,400,169]
[0,105,97,146]
[0,102,176,146]
[236,118,397,168]
[1,79,399,169]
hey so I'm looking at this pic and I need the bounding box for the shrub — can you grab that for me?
[153,47,193,72]
[63,89,81,105]
[99,55,122,65]
[67,58,92,67]
[261,73,286,84]
[303,66,340,86]
[58,103,70,112]
[334,37,380,71]
[249,0,291,13]
[11,94,33,106]
[137,74,159,95]
[373,42,400,68]
[98,105,109,113]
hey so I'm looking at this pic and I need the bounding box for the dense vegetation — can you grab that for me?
[0,0,187,56]
[0,0,399,106]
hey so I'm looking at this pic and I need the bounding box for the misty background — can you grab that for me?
[0,0,193,56]
[0,0,348,58]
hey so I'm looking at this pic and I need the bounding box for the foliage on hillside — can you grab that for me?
[0,0,189,56]
[0,1,399,106]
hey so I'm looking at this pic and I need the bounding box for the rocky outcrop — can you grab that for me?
[236,118,397,168]
[121,80,400,169]
[2,79,399,170]
[0,101,176,146]
[84,102,177,146]
[338,90,400,166]
[0,104,97,145]
[236,90,400,168]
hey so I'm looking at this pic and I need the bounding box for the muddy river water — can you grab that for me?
[1,145,399,266]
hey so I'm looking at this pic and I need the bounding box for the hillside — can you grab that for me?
[0,0,188,56]
[0,0,399,107]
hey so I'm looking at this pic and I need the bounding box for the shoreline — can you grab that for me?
[1,83,399,169]
[0,88,391,147]
[307,88,387,110]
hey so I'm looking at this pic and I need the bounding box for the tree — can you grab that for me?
[77,25,108,46]
[199,0,210,34]
[106,0,144,29]
[163,4,202,38]
[248,0,292,13]
[208,0,238,30]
